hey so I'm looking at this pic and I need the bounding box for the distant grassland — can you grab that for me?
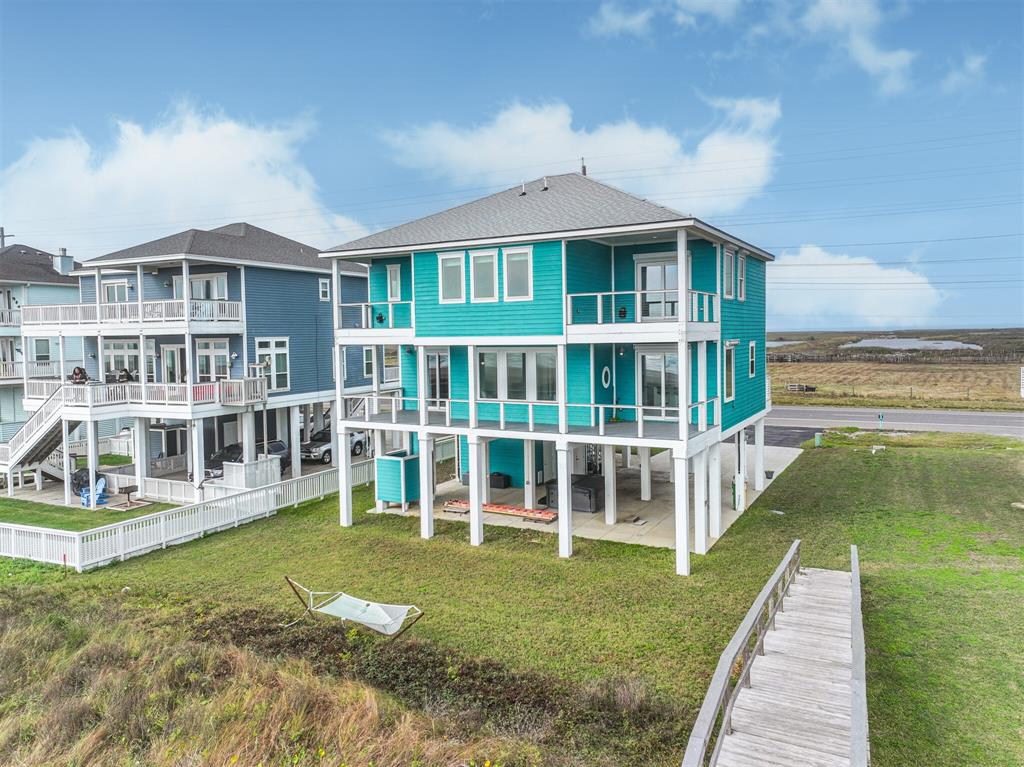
[770,361,1023,410]
[767,327,1024,358]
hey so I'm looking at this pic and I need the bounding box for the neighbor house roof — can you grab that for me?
[0,244,80,285]
[324,173,690,255]
[85,223,366,275]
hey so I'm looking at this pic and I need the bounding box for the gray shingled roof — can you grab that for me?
[0,244,80,284]
[89,223,365,275]
[325,173,689,253]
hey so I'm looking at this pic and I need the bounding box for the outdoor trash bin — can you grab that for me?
[489,472,510,489]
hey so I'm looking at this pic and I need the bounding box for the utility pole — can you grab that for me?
[0,227,13,248]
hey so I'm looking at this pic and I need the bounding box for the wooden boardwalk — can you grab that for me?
[717,567,854,767]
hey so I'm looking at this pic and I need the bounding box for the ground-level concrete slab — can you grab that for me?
[375,442,803,552]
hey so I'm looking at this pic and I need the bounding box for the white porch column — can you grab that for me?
[274,406,287,443]
[191,418,205,487]
[467,434,484,546]
[624,444,632,468]
[332,342,344,468]
[289,405,302,478]
[678,340,690,440]
[312,402,324,432]
[693,447,708,555]
[182,260,193,407]
[86,420,99,510]
[34,468,43,491]
[697,340,707,431]
[556,344,567,433]
[735,430,747,512]
[58,334,67,382]
[673,447,690,576]
[374,430,385,512]
[62,419,72,506]
[5,470,13,497]
[639,445,652,501]
[482,438,491,503]
[418,433,434,539]
[133,417,148,490]
[556,442,572,558]
[709,440,723,538]
[603,443,617,525]
[416,345,428,426]
[339,425,352,527]
[754,417,766,491]
[303,404,313,441]
[241,410,257,463]
[523,439,536,509]
[467,344,478,427]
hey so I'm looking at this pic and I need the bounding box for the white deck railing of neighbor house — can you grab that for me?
[0,308,21,326]
[23,379,267,407]
[0,361,22,379]
[22,299,242,327]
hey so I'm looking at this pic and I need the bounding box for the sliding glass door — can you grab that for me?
[639,352,679,419]
[638,261,679,321]
[426,351,449,409]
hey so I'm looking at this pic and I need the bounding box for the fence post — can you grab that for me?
[118,525,126,561]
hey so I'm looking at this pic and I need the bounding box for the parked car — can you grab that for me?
[299,428,366,464]
[204,440,289,478]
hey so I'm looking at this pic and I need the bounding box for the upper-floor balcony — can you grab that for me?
[337,300,414,342]
[0,361,22,382]
[0,309,20,327]
[22,376,266,414]
[21,298,243,333]
[565,289,720,342]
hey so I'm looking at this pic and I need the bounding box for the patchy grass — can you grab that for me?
[0,497,174,531]
[770,361,1024,410]
[74,453,133,469]
[808,427,1024,451]
[2,433,1022,765]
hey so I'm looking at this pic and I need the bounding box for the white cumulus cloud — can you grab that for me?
[585,2,655,38]
[802,0,916,95]
[0,104,366,259]
[383,97,780,216]
[767,245,941,328]
[941,52,988,93]
[672,0,744,26]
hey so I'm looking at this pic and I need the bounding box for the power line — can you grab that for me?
[765,233,1024,252]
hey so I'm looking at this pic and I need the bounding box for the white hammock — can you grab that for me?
[284,577,423,637]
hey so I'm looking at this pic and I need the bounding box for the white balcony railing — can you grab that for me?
[687,291,719,323]
[567,289,720,326]
[0,309,21,326]
[22,378,266,408]
[220,377,267,405]
[21,299,242,326]
[25,360,83,379]
[0,361,22,379]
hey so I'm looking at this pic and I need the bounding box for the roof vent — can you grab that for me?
[580,156,587,176]
[542,177,549,191]
[519,181,526,196]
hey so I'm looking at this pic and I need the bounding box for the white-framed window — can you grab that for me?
[475,348,557,402]
[738,254,747,301]
[197,338,231,382]
[723,250,735,299]
[386,264,402,302]
[749,341,756,378]
[319,277,331,302]
[103,280,129,303]
[382,345,400,382]
[256,337,289,391]
[33,338,51,362]
[438,252,465,303]
[470,250,498,302]
[173,273,228,300]
[363,347,374,378]
[503,246,532,301]
[103,339,142,377]
[724,342,737,402]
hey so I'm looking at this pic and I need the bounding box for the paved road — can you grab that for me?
[768,405,1023,439]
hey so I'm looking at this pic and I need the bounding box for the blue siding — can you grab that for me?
[411,240,564,337]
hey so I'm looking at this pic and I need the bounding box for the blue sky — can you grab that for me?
[1,0,1021,330]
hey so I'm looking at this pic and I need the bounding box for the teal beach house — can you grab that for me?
[324,173,772,575]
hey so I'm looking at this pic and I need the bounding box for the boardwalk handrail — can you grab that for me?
[681,539,802,767]
[850,545,870,766]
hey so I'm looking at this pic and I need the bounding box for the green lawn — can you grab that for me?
[0,497,175,531]
[2,432,1021,766]
[74,452,133,469]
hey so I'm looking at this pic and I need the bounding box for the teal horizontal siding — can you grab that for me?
[721,256,766,430]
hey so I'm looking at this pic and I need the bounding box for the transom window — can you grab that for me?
[103,281,129,303]
[724,343,737,401]
[723,250,735,299]
[503,247,532,301]
[255,337,289,391]
[476,349,557,402]
[470,250,498,302]
[438,253,465,303]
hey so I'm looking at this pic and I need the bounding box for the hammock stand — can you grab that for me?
[283,576,423,638]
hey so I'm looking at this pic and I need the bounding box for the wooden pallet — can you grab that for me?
[441,498,557,523]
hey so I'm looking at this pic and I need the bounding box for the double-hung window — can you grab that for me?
[34,339,51,362]
[362,347,374,378]
[103,281,129,303]
[724,342,737,402]
[382,345,400,383]
[438,253,465,303]
[319,277,331,302]
[749,341,756,377]
[503,247,532,301]
[386,264,402,302]
[738,254,747,301]
[197,339,231,382]
[470,250,498,302]
[256,337,289,391]
[723,250,735,299]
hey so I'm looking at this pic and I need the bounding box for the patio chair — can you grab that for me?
[282,576,423,638]
[80,476,109,507]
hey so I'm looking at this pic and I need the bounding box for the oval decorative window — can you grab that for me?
[601,366,612,389]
